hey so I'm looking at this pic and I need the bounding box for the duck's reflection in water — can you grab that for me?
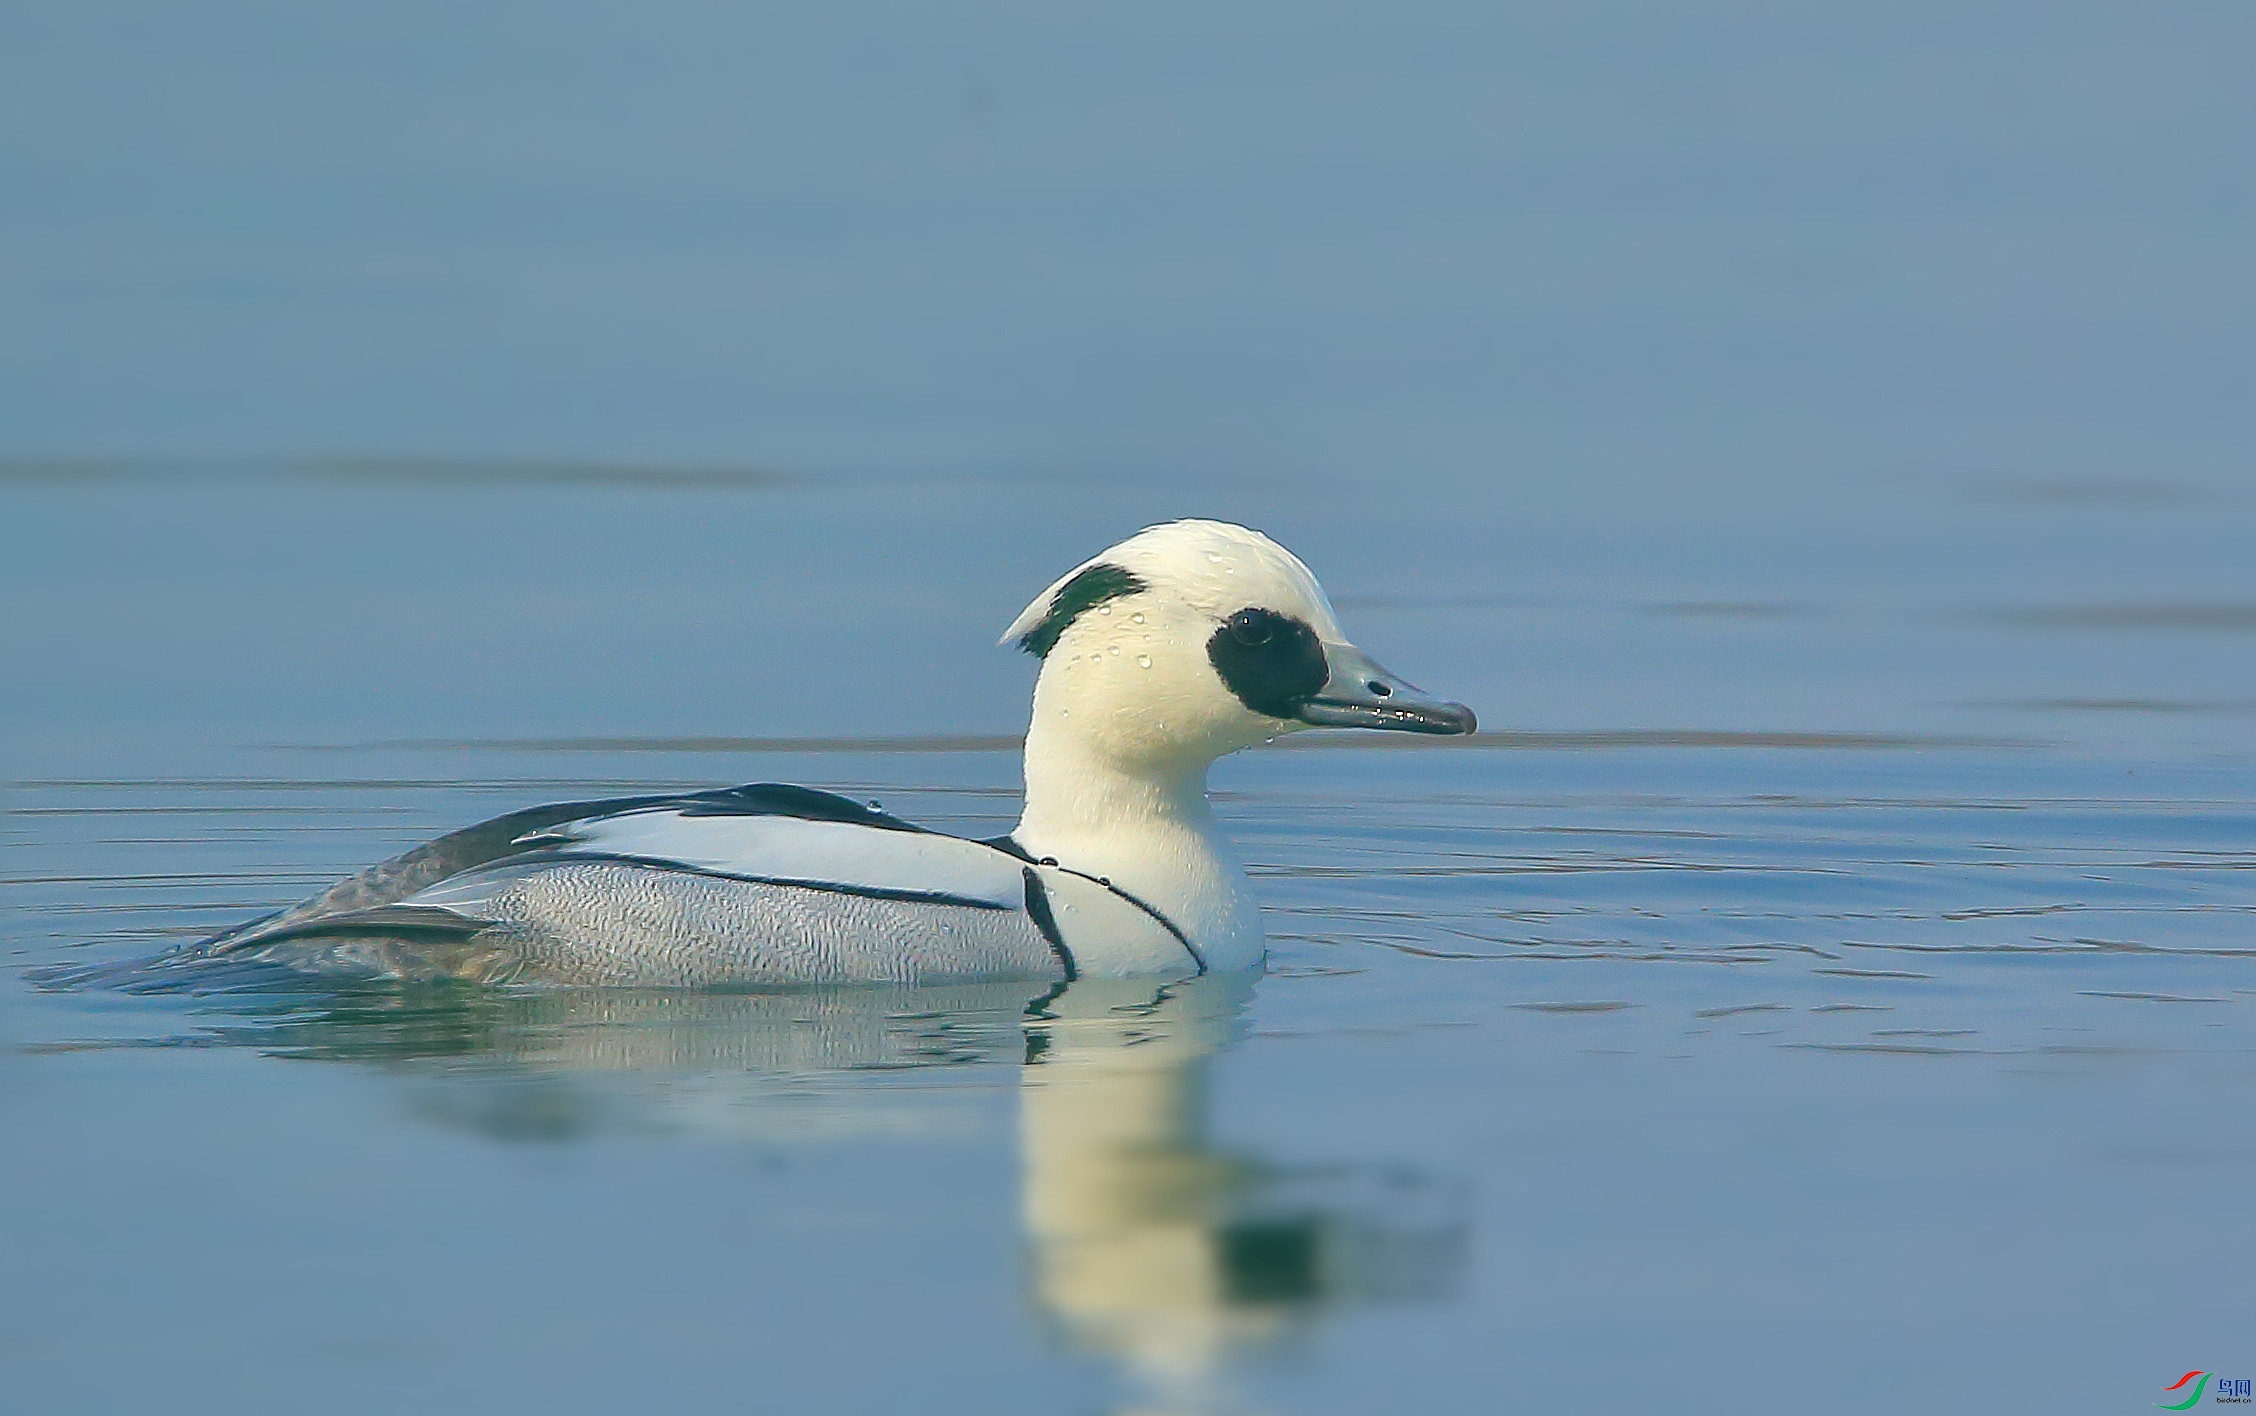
[127,966,1468,1410]
[1021,978,1466,1412]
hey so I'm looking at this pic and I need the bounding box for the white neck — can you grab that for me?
[1012,717,1266,972]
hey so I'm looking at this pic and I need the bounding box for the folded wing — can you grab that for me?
[207,784,1196,985]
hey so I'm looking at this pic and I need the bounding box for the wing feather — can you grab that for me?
[206,784,937,954]
[199,782,1202,985]
[529,811,1026,907]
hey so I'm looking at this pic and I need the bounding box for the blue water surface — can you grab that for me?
[4,4,2255,1412]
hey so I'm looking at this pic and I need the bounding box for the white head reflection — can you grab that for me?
[1024,977,1466,1412]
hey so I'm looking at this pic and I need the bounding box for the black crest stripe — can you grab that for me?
[1017,562,1145,658]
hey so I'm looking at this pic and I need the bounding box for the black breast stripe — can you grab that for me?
[1021,869,1078,982]
[1053,866,1207,975]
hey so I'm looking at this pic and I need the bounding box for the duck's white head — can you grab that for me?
[1002,519,1476,775]
[1002,519,1474,970]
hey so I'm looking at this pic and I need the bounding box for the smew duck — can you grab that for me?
[202,519,1475,985]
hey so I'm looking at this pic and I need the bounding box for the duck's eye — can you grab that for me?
[1206,608,1327,718]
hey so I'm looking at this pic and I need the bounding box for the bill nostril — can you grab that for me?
[1367,680,1391,697]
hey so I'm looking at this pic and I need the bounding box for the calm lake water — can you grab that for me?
[6,468,2252,1415]
[6,3,2255,1411]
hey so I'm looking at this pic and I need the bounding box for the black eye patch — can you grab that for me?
[1206,608,1327,718]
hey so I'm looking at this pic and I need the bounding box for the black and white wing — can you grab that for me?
[208,784,1196,986]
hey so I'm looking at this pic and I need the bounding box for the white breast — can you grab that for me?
[1030,865,1207,978]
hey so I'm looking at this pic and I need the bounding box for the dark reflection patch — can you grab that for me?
[1207,608,1326,718]
[1017,563,1146,658]
[1219,1217,1325,1304]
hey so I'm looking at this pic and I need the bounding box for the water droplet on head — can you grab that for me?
[1098,604,1111,615]
[1137,654,1152,668]
[1130,612,1144,624]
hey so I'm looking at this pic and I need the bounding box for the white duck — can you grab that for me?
[202,519,1475,986]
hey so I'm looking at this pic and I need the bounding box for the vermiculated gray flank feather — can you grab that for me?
[240,862,1064,987]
